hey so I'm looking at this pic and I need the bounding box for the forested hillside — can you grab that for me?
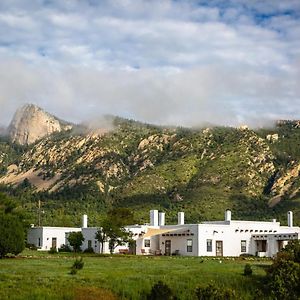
[1,113,300,227]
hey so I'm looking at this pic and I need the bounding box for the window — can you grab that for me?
[38,238,41,247]
[144,239,150,247]
[241,240,246,252]
[187,239,193,252]
[207,239,212,252]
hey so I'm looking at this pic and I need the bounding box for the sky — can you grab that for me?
[0,0,300,127]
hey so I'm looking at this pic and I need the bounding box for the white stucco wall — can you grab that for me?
[133,220,300,257]
[27,227,81,250]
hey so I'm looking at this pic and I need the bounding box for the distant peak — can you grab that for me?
[8,104,73,145]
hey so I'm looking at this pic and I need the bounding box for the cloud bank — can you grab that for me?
[0,0,299,127]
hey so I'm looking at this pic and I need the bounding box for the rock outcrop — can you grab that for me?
[8,104,72,145]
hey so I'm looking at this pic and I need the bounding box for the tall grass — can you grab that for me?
[0,251,270,299]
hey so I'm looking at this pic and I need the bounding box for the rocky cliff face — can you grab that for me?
[7,104,72,145]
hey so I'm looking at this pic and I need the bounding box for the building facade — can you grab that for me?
[134,210,300,257]
[27,210,300,257]
[27,226,81,251]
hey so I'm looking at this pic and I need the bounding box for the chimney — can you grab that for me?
[82,214,88,228]
[288,211,293,227]
[225,209,231,221]
[159,212,165,226]
[178,212,184,225]
[150,210,159,226]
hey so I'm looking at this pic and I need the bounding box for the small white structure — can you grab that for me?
[27,226,81,250]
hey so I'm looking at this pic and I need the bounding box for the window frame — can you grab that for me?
[187,239,193,252]
[144,239,150,248]
[207,239,212,252]
[241,240,247,253]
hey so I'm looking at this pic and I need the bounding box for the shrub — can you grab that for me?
[48,247,57,254]
[195,284,236,300]
[73,257,84,270]
[147,281,174,300]
[282,240,300,263]
[83,247,94,253]
[58,244,72,252]
[26,243,38,251]
[266,259,300,299]
[70,268,77,275]
[243,264,253,276]
[239,253,254,258]
[70,257,84,275]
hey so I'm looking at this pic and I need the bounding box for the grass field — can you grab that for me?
[0,250,271,300]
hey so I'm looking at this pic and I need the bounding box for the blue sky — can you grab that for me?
[0,0,299,127]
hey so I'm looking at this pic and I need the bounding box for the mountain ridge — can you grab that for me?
[0,105,300,227]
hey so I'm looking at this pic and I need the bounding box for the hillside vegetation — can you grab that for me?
[1,116,300,226]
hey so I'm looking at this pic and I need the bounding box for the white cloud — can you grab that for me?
[0,0,299,127]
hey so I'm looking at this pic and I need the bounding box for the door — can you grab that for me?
[165,240,171,256]
[216,241,223,257]
[129,240,136,255]
[52,237,57,249]
[277,240,284,252]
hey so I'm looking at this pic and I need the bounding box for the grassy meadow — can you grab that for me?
[0,250,271,300]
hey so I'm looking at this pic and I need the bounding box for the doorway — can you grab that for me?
[216,241,223,256]
[277,240,284,252]
[256,240,267,252]
[129,240,137,255]
[52,237,57,249]
[165,240,171,256]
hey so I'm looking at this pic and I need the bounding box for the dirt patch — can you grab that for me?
[0,168,61,191]
[268,195,282,208]
[74,287,118,300]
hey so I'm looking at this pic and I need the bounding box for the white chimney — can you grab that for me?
[178,212,184,225]
[288,211,293,227]
[150,210,159,226]
[225,209,231,221]
[159,212,165,226]
[82,214,88,228]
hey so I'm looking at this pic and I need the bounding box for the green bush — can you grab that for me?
[58,244,72,252]
[48,247,57,254]
[243,264,253,276]
[70,257,84,275]
[83,247,94,253]
[72,257,84,270]
[282,240,300,263]
[147,281,174,300]
[195,284,236,300]
[267,259,300,299]
[26,243,38,251]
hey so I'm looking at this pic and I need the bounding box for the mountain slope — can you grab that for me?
[1,106,300,227]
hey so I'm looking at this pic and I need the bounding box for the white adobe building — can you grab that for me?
[132,210,300,257]
[27,210,300,257]
[27,226,81,250]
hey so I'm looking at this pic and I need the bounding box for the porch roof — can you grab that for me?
[143,227,185,238]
